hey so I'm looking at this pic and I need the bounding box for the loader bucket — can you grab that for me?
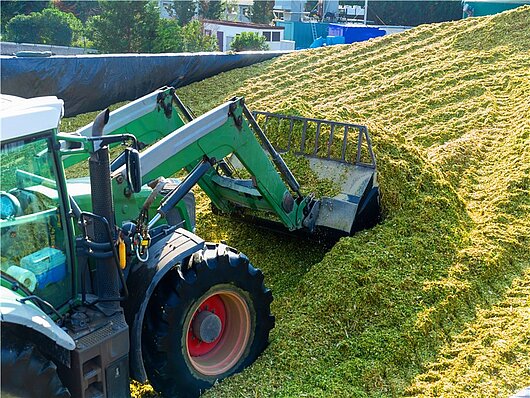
[252,111,380,235]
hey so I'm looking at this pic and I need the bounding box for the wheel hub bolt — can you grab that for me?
[192,310,222,343]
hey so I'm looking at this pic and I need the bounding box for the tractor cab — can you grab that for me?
[1,95,76,309]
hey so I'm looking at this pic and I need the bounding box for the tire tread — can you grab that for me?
[143,244,274,398]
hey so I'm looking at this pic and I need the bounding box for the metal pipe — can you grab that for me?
[242,105,302,198]
[172,92,195,122]
[89,109,121,315]
[148,158,213,229]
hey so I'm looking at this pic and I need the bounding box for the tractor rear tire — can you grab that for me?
[1,329,70,398]
[143,243,274,398]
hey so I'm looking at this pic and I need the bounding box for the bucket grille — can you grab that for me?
[252,111,376,168]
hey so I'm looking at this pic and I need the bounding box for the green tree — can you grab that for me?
[199,0,223,20]
[40,7,82,44]
[1,1,50,33]
[180,20,217,52]
[54,1,101,22]
[154,18,184,52]
[4,14,40,43]
[223,0,238,20]
[250,0,274,24]
[230,31,269,52]
[87,1,159,53]
[167,0,196,26]
[155,19,217,52]
[4,7,82,46]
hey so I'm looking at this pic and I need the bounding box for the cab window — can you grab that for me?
[1,134,72,308]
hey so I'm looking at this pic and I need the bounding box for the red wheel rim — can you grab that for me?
[187,295,226,357]
[185,289,251,376]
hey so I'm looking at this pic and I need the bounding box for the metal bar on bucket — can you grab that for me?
[314,122,321,156]
[341,125,348,162]
[356,127,364,164]
[327,124,335,159]
[300,120,308,154]
[288,118,294,152]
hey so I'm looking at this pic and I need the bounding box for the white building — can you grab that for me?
[203,20,295,52]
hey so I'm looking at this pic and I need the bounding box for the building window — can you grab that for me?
[226,36,234,49]
[205,29,212,36]
[272,31,280,42]
[262,31,271,41]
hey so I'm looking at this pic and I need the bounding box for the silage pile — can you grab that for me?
[179,8,529,397]
[125,8,530,398]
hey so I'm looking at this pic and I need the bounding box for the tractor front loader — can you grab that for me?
[0,87,379,397]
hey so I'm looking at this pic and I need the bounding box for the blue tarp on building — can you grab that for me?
[328,24,385,43]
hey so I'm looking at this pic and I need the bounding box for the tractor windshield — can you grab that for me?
[0,134,72,309]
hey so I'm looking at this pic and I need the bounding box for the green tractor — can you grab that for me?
[0,87,379,397]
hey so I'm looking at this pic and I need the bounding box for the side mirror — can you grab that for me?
[125,148,142,193]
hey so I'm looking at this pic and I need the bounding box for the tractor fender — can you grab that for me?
[123,227,205,382]
[0,286,75,351]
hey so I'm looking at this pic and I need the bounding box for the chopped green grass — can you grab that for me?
[280,152,340,197]
[407,269,530,397]
[177,8,530,397]
[66,7,530,397]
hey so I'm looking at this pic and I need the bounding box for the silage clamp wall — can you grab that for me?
[0,51,289,117]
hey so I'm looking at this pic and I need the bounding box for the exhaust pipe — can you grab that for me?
[89,109,121,315]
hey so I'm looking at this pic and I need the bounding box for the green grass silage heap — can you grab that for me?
[174,8,530,397]
[57,8,528,398]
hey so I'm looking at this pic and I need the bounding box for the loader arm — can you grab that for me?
[112,96,312,231]
[64,86,379,235]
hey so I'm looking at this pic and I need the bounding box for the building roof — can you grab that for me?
[203,19,284,30]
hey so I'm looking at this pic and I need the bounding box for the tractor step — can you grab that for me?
[58,310,130,398]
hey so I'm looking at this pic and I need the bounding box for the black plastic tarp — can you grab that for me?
[0,51,288,117]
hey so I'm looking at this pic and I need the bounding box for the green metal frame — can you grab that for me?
[134,103,310,230]
[62,87,311,232]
